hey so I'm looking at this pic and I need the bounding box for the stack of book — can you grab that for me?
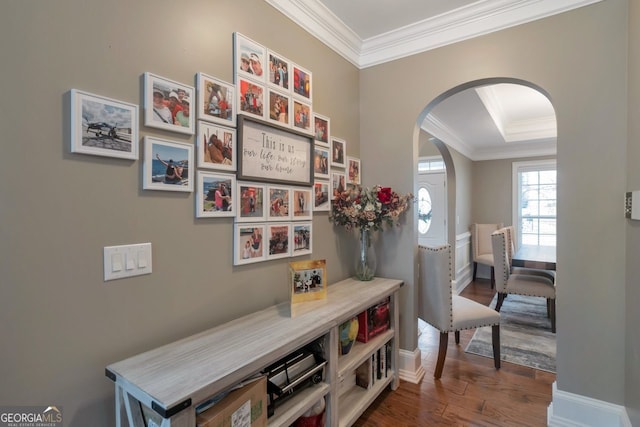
[354,342,391,389]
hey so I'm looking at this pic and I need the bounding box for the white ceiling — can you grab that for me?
[265,0,601,160]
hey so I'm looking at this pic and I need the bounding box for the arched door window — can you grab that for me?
[417,187,432,235]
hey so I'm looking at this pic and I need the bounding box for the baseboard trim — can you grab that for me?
[398,348,425,384]
[547,382,632,427]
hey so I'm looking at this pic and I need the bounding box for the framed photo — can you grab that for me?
[347,156,361,185]
[70,89,138,160]
[197,121,236,171]
[292,222,312,257]
[292,99,312,135]
[292,187,313,220]
[267,89,291,127]
[313,180,330,212]
[313,113,330,145]
[267,186,291,221]
[237,78,265,120]
[267,50,291,90]
[267,223,291,260]
[313,145,330,179]
[331,137,346,169]
[234,32,266,83]
[196,171,235,218]
[331,171,346,199]
[144,72,195,135]
[143,137,193,192]
[234,224,266,265]
[237,116,313,186]
[196,72,236,126]
[292,63,312,102]
[289,259,327,307]
[236,182,266,223]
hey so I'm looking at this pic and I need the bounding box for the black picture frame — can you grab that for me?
[237,115,313,186]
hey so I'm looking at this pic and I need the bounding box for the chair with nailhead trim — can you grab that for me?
[418,244,501,379]
[492,229,556,333]
[470,223,504,288]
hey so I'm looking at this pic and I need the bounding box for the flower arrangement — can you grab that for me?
[329,185,414,232]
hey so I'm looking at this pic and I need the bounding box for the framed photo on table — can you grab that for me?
[196,72,236,127]
[70,89,138,160]
[197,121,236,172]
[143,137,193,192]
[289,259,326,309]
[237,116,313,186]
[196,171,235,218]
[144,72,195,135]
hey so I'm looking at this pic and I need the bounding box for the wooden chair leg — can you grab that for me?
[491,325,501,369]
[549,299,556,333]
[455,330,460,344]
[490,267,495,289]
[473,262,478,281]
[547,298,551,317]
[434,332,449,379]
[495,293,506,311]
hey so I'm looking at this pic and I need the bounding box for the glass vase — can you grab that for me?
[355,229,377,281]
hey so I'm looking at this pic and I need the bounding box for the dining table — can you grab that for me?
[512,244,556,271]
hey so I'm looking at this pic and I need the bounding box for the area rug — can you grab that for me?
[464,294,556,373]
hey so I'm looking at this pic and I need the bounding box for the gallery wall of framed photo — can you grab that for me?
[68,32,360,266]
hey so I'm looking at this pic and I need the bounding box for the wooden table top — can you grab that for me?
[512,244,556,271]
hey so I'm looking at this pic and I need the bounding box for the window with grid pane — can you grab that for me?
[512,160,556,247]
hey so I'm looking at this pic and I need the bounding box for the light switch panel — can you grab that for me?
[104,243,152,281]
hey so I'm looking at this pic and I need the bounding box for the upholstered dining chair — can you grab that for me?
[470,223,504,288]
[491,229,557,333]
[504,225,555,282]
[418,244,501,379]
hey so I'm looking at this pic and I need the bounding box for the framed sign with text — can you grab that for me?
[237,115,313,186]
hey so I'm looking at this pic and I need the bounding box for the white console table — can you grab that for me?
[106,277,403,427]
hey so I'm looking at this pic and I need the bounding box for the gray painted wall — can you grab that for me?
[361,0,630,415]
[0,0,359,425]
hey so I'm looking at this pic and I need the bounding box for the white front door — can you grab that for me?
[417,171,446,246]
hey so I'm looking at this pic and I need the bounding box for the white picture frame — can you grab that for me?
[234,224,266,265]
[236,181,267,223]
[347,156,361,185]
[314,145,330,179]
[313,180,330,212]
[196,171,236,218]
[291,222,312,257]
[267,223,291,260]
[233,32,267,83]
[70,89,139,160]
[331,137,346,169]
[197,121,236,172]
[267,185,292,221]
[292,187,313,220]
[143,137,193,192]
[144,72,195,135]
[196,72,236,127]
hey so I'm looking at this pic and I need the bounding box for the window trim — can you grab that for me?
[511,159,557,248]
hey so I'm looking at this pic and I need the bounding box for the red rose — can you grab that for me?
[378,187,392,204]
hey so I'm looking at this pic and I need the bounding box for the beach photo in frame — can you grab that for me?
[70,89,138,160]
[144,72,195,135]
[331,171,346,199]
[331,137,346,168]
[313,113,330,145]
[196,72,236,126]
[292,99,312,135]
[237,78,265,120]
[196,171,235,218]
[267,223,291,260]
[237,116,313,186]
[292,222,312,257]
[267,185,291,221]
[347,156,361,185]
[267,50,291,90]
[234,224,266,265]
[313,180,330,212]
[289,259,327,315]
[233,32,266,83]
[313,145,330,179]
[143,137,193,192]
[197,121,236,172]
[267,89,291,127]
[292,187,313,220]
[236,182,266,222]
[292,63,312,102]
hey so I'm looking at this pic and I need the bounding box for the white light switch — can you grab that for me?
[104,243,152,281]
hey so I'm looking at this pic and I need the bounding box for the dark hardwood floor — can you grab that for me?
[353,279,555,427]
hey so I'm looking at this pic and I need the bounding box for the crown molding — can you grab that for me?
[421,115,475,160]
[266,0,603,69]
